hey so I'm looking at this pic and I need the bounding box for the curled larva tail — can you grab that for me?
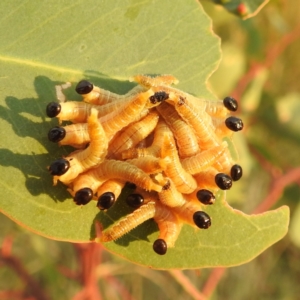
[96,201,156,242]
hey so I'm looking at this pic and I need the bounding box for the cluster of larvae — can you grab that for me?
[46,75,243,255]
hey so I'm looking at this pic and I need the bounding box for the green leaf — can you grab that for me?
[0,0,288,269]
[209,0,270,19]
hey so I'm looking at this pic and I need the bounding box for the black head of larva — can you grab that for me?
[46,102,61,118]
[97,192,115,210]
[149,91,169,104]
[126,194,144,208]
[223,97,238,111]
[225,116,243,132]
[48,126,66,143]
[75,80,94,95]
[48,158,70,176]
[196,189,215,205]
[215,173,232,190]
[153,239,167,255]
[74,188,93,205]
[193,211,211,229]
[231,164,243,181]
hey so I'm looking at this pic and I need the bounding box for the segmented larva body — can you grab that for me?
[156,102,200,158]
[96,201,157,242]
[100,90,154,141]
[58,123,89,147]
[108,110,159,157]
[169,95,221,150]
[180,142,227,175]
[51,109,107,185]
[90,160,163,193]
[161,131,197,194]
[55,90,152,147]
[46,101,93,124]
[121,120,169,159]
[46,74,243,255]
[82,84,146,105]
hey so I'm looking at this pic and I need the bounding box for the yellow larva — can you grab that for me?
[161,131,197,194]
[58,122,89,148]
[180,142,228,175]
[57,90,153,147]
[74,159,163,193]
[96,199,182,253]
[99,89,157,141]
[52,108,107,185]
[82,84,146,105]
[168,94,221,150]
[156,102,200,158]
[50,101,103,124]
[94,93,148,118]
[46,75,243,254]
[133,75,228,120]
[121,120,169,159]
[108,110,159,157]
[95,201,157,242]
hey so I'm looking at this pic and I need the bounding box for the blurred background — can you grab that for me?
[1,0,300,299]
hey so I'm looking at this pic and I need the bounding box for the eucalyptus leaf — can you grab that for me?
[0,0,288,269]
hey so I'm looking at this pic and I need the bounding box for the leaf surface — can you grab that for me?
[0,0,288,269]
